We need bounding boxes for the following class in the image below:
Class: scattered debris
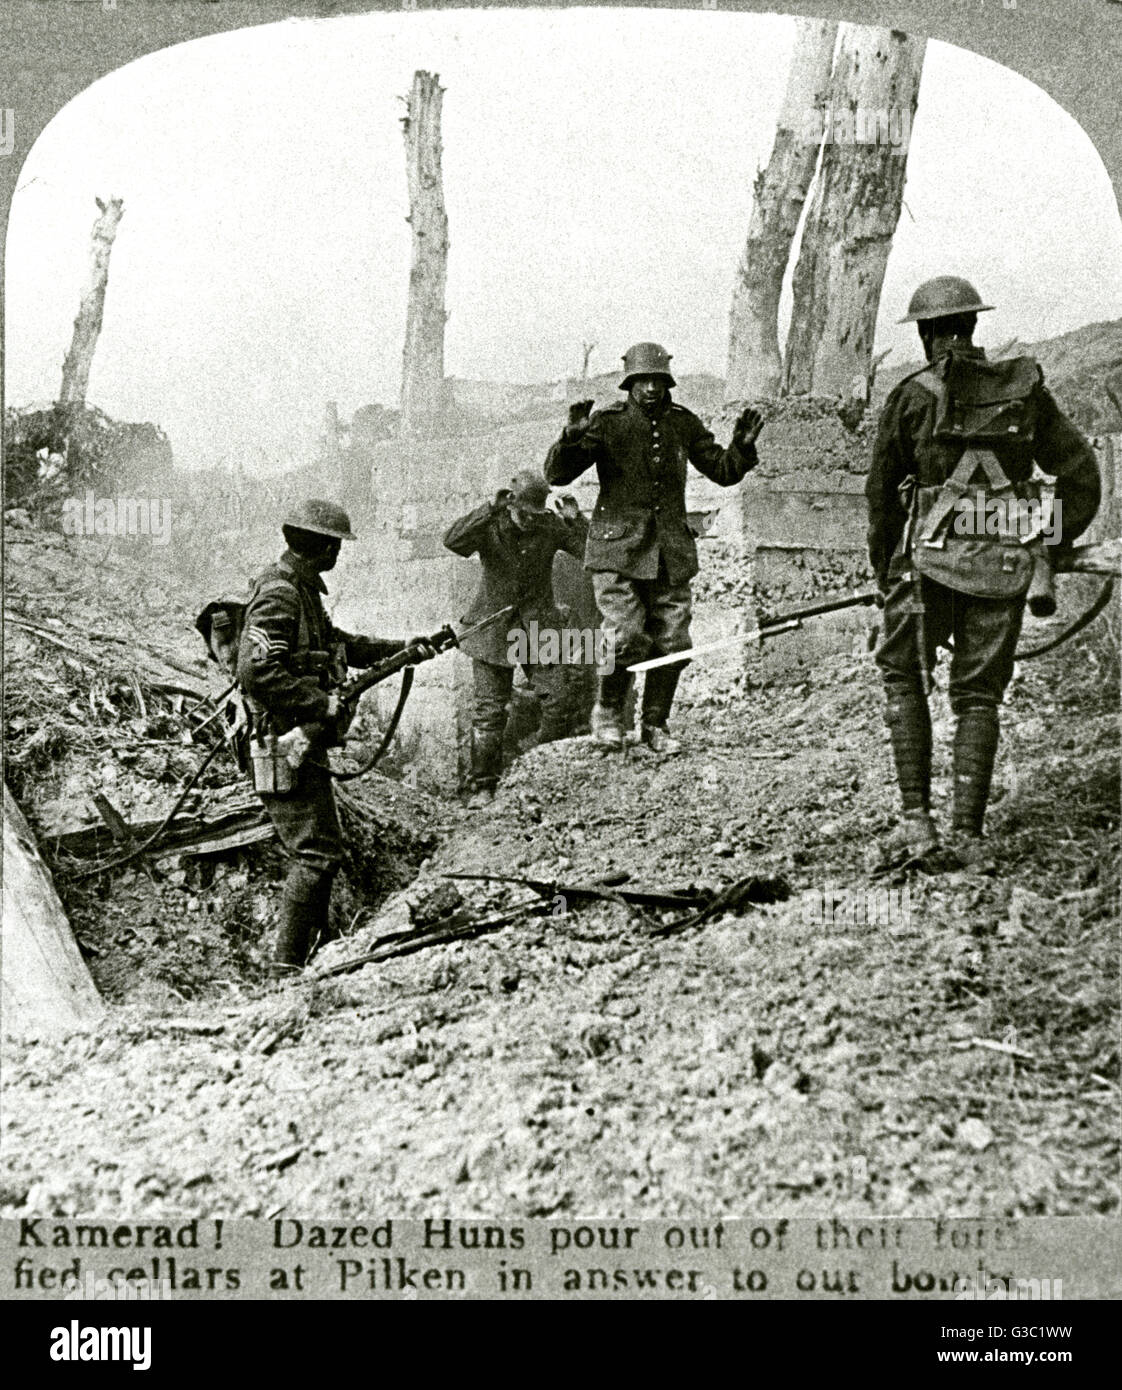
[955,1118,996,1153]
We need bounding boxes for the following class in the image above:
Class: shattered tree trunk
[322,397,361,505]
[58,197,124,407]
[726,18,838,401]
[783,27,925,400]
[400,71,451,437]
[324,400,342,471]
[2,785,105,1038]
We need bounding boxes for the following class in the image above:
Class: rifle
[275,605,514,770]
[442,871,709,912]
[629,589,881,673]
[897,475,931,698]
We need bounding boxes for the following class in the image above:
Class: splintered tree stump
[783,26,926,399]
[59,197,125,409]
[400,71,451,436]
[726,17,839,402]
[2,784,105,1038]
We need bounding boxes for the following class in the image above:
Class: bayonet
[629,590,879,673]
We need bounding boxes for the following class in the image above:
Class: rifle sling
[1015,579,1115,660]
[332,666,415,783]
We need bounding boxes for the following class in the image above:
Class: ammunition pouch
[289,642,347,688]
[249,730,297,794]
[913,533,1034,599]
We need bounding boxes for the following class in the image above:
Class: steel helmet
[619,342,676,390]
[899,277,995,324]
[283,498,357,540]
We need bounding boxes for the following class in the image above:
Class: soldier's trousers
[258,762,346,873]
[470,658,568,790]
[875,574,1026,710]
[876,574,1026,833]
[591,563,693,673]
[259,762,345,963]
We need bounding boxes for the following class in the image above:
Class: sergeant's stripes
[246,625,289,658]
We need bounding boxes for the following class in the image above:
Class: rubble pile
[3,402,172,517]
[3,519,442,1004]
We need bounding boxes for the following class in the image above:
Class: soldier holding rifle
[237,500,438,974]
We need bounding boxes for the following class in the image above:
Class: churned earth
[3,593,1118,1220]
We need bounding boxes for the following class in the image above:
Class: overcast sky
[5,8,1121,471]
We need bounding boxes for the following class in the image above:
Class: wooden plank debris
[2,783,106,1038]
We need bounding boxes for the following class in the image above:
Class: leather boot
[274,863,335,970]
[641,665,682,735]
[591,668,632,748]
[469,728,504,794]
[952,705,1000,838]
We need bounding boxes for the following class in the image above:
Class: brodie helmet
[283,498,357,541]
[899,277,995,324]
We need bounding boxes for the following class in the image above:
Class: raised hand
[551,492,582,522]
[565,399,594,438]
[734,406,765,447]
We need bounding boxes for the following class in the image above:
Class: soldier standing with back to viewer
[237,500,436,974]
[866,277,1100,865]
[544,342,764,752]
[443,470,589,807]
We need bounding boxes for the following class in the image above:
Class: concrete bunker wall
[732,397,879,675]
[331,417,562,790]
[327,406,755,789]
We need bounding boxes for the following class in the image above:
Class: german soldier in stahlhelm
[237,500,437,975]
[443,470,590,805]
[866,277,1100,864]
[544,343,764,751]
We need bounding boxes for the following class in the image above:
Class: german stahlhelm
[619,342,676,390]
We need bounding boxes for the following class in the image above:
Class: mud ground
[3,564,1117,1219]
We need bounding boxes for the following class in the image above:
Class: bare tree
[400,71,451,435]
[58,197,124,407]
[581,342,596,380]
[726,19,837,401]
[783,27,926,399]
[323,401,342,463]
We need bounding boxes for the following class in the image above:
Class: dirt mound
[3,632,1115,1219]
[3,402,172,518]
[3,518,444,1006]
